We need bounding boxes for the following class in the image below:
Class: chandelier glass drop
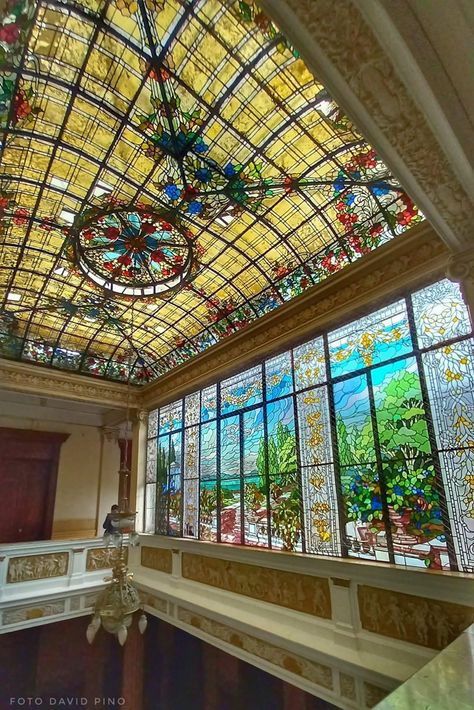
[86,479,147,646]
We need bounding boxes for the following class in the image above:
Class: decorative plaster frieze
[7,552,69,583]
[364,682,389,709]
[181,552,331,619]
[86,547,127,571]
[340,673,357,702]
[177,606,334,690]
[358,585,474,650]
[141,546,172,574]
[2,600,65,626]
[0,358,135,407]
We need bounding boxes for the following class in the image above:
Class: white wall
[0,408,121,540]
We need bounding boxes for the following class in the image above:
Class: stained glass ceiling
[0,0,422,384]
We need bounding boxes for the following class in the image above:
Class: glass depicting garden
[145,279,474,572]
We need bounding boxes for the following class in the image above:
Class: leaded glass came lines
[0,0,423,384]
[145,279,474,572]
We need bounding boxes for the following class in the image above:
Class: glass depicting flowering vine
[293,337,326,390]
[422,340,474,571]
[221,365,263,415]
[296,387,340,555]
[265,351,292,401]
[412,280,471,348]
[329,301,412,378]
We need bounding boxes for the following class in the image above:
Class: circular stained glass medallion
[72,206,195,297]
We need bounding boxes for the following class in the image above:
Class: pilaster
[447,249,474,329]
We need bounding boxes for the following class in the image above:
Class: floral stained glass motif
[411,279,471,348]
[293,337,326,391]
[71,206,196,297]
[185,392,200,427]
[329,300,412,378]
[297,387,340,555]
[159,400,182,434]
[265,351,293,401]
[422,340,474,571]
[0,0,424,384]
[221,366,263,415]
[147,279,474,572]
[201,385,217,422]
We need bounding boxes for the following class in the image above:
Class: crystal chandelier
[86,301,147,646]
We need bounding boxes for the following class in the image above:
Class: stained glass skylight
[0,0,422,383]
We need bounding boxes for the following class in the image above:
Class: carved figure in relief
[361,590,382,632]
[385,596,406,638]
[430,604,454,649]
[7,553,67,583]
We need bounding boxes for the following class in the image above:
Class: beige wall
[0,413,120,540]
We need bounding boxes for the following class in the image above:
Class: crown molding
[0,358,135,408]
[140,223,448,409]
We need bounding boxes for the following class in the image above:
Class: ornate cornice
[141,224,448,409]
[0,358,135,407]
[261,0,474,250]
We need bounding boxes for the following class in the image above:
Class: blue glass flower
[371,496,382,511]
[333,176,345,193]
[370,182,390,197]
[195,167,212,183]
[393,485,404,496]
[194,138,208,154]
[165,184,181,200]
[224,163,236,178]
[188,201,203,214]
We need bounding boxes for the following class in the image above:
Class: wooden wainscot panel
[86,547,128,571]
[358,585,474,650]
[141,546,172,574]
[177,607,334,690]
[7,552,69,583]
[181,553,331,619]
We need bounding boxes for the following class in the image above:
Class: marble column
[131,409,148,532]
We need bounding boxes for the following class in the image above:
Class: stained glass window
[146,279,474,573]
[0,0,423,385]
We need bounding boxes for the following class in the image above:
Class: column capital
[446,248,474,284]
[446,249,474,329]
[136,409,148,424]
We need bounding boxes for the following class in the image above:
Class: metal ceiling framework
[0,0,422,384]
